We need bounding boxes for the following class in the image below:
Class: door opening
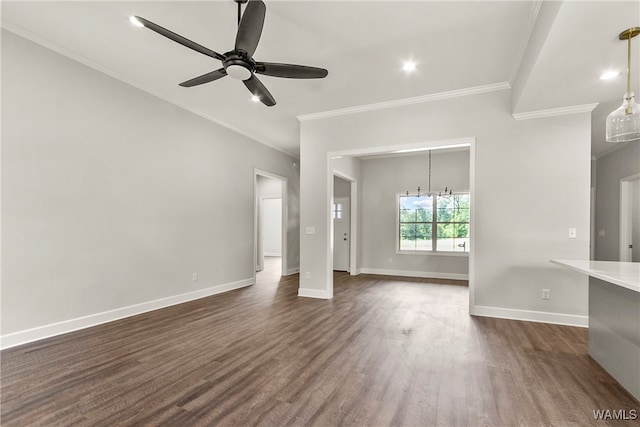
[254,170,287,279]
[620,173,640,262]
[333,197,350,272]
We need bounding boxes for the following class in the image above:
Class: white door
[333,197,350,271]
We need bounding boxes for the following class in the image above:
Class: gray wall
[300,89,591,325]
[333,176,351,198]
[595,142,640,261]
[1,30,300,337]
[360,150,469,277]
[257,175,283,198]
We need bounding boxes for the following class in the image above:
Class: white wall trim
[297,82,511,122]
[298,287,332,299]
[285,267,300,276]
[360,268,468,281]
[512,103,598,121]
[508,0,544,86]
[594,141,631,160]
[0,278,254,350]
[471,304,588,328]
[328,138,473,159]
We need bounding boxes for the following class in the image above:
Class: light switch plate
[568,228,576,239]
[305,226,316,235]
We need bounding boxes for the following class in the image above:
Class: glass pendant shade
[606,92,640,142]
[606,27,640,143]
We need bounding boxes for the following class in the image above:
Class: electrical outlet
[542,289,550,300]
[599,230,605,237]
[305,272,311,279]
[192,273,198,281]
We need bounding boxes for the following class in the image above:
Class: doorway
[620,173,640,262]
[333,196,350,271]
[254,170,287,279]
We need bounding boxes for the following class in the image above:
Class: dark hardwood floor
[1,257,638,426]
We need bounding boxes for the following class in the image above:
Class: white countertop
[550,259,640,293]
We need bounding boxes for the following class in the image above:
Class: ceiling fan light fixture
[225,64,252,80]
[129,16,144,28]
[606,27,640,143]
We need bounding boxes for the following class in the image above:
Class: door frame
[619,173,640,261]
[254,169,288,279]
[325,137,474,304]
[332,171,358,276]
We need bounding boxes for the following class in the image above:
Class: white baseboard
[285,267,300,276]
[471,305,588,328]
[298,287,331,299]
[359,268,468,281]
[0,278,255,350]
[264,252,282,257]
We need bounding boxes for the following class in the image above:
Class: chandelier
[405,151,452,197]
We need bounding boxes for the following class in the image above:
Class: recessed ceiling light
[129,16,144,28]
[251,95,261,103]
[600,70,620,80]
[402,60,417,73]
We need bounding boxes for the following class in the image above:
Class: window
[398,193,469,253]
[332,202,343,220]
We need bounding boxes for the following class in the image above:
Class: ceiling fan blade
[243,75,276,106]
[235,0,266,57]
[134,16,225,61]
[255,62,328,79]
[179,68,227,87]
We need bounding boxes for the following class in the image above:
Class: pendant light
[606,27,640,143]
[405,151,452,197]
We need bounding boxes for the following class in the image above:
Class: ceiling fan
[131,0,328,107]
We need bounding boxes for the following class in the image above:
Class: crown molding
[512,103,599,121]
[297,82,511,122]
[593,140,632,159]
[508,0,543,86]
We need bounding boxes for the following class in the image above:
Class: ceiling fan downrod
[235,0,248,27]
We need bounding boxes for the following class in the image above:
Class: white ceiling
[2,1,639,158]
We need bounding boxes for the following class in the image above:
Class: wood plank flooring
[1,257,638,426]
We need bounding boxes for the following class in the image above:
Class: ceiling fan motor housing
[223,51,255,80]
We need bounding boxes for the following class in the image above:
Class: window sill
[396,250,470,257]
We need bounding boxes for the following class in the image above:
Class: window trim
[396,191,470,257]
